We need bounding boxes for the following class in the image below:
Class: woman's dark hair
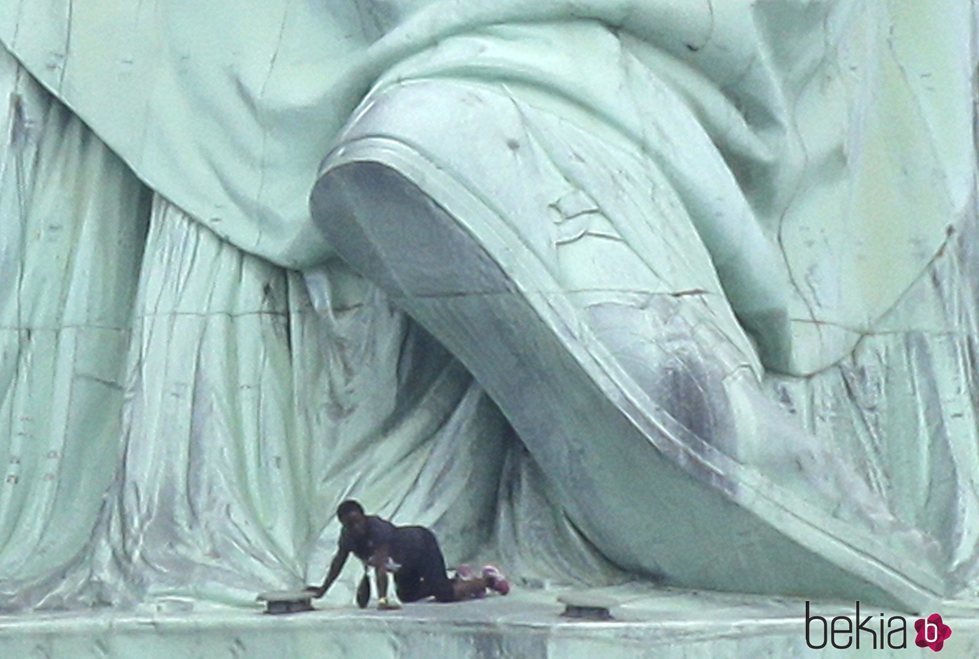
[336,499,364,519]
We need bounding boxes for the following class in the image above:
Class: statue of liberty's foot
[311,79,945,612]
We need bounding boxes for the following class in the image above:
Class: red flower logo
[915,613,952,652]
